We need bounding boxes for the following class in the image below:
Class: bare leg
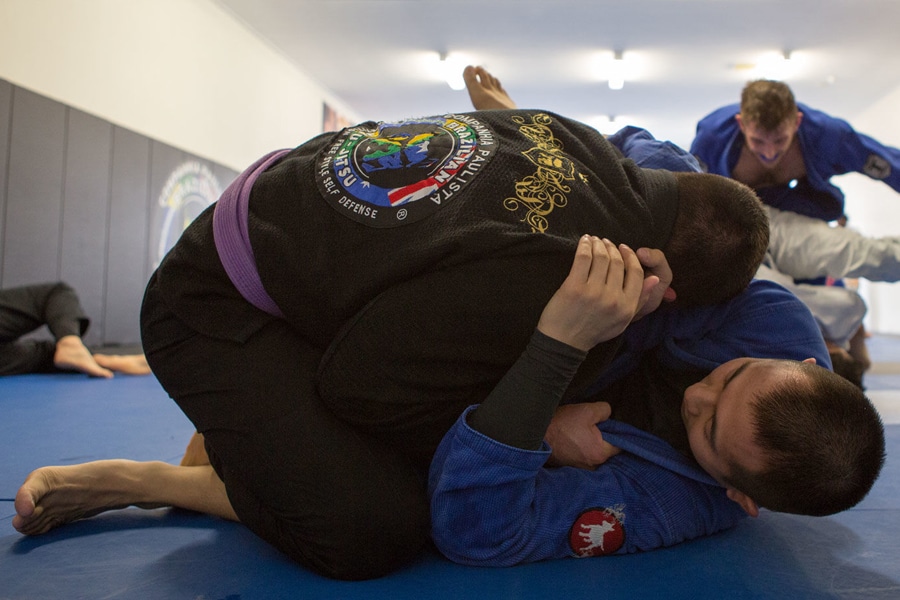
[53,335,113,378]
[464,65,518,110]
[13,459,238,535]
[92,353,152,376]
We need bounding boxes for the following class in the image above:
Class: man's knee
[221,455,430,581]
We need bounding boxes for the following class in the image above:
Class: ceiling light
[608,51,625,90]
[438,52,467,91]
[755,49,796,80]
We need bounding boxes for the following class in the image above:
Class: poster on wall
[153,161,224,268]
[323,102,353,133]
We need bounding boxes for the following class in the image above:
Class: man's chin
[756,155,782,167]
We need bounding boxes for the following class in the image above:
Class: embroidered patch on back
[316,114,497,227]
[569,507,625,557]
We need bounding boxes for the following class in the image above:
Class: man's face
[736,113,802,168]
[682,358,796,486]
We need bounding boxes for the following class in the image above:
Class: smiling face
[681,358,802,488]
[736,113,802,168]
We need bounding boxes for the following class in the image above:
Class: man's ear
[726,488,760,517]
[735,113,745,131]
[802,357,817,365]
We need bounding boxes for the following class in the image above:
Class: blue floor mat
[1,365,898,599]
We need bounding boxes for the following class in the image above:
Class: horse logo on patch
[315,114,497,227]
[569,507,625,557]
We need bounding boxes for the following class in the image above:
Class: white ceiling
[215,0,900,148]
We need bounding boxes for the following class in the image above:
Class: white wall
[0,0,357,171]
[836,84,900,335]
[3,0,899,332]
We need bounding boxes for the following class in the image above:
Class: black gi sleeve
[466,329,595,450]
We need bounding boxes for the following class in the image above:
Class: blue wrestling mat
[2,352,899,599]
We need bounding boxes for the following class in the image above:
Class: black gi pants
[140,273,429,580]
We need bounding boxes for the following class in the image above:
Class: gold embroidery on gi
[504,113,577,233]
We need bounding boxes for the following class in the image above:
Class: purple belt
[213,149,290,318]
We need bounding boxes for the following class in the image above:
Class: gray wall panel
[0,80,13,285]
[3,87,66,285]
[105,126,151,345]
[61,109,113,345]
[147,141,187,281]
[0,80,11,283]
[212,163,238,192]
[0,79,237,347]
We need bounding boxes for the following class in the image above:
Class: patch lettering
[316,115,497,227]
[569,507,625,557]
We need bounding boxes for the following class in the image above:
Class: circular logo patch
[155,161,222,267]
[316,114,497,227]
[569,508,625,557]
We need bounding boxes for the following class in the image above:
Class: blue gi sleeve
[690,103,900,206]
[657,279,832,373]
[428,407,747,567]
[577,279,832,399]
[689,104,742,176]
[798,105,900,193]
[607,126,703,172]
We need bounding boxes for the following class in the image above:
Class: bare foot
[464,65,517,111]
[13,460,166,535]
[93,353,152,376]
[180,432,210,466]
[53,335,113,378]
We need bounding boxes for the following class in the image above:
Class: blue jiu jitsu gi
[690,102,900,221]
[428,279,830,565]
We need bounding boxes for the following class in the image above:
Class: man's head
[682,357,886,517]
[736,79,803,168]
[664,172,769,307]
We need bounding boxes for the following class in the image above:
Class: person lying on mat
[14,239,885,572]
[428,236,885,565]
[0,282,151,378]
[9,71,874,581]
[426,67,881,564]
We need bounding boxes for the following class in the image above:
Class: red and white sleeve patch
[569,507,626,557]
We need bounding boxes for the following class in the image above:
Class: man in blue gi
[690,80,900,381]
[429,236,884,566]
[690,79,900,222]
[426,67,885,566]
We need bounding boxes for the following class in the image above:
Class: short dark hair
[725,361,885,516]
[664,172,769,307]
[740,80,798,131]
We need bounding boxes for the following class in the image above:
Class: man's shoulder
[797,103,849,132]
[696,103,741,129]
[691,104,741,155]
